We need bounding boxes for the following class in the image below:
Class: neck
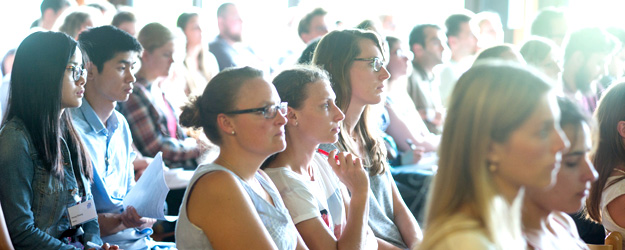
[214,149,263,183]
[344,102,366,138]
[41,18,55,30]
[522,195,552,233]
[493,174,521,204]
[269,131,317,176]
[562,67,577,93]
[219,34,236,45]
[414,59,434,76]
[84,87,115,124]
[187,43,202,57]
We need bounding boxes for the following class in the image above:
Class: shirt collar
[78,99,119,134]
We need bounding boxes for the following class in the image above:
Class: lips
[76,89,84,97]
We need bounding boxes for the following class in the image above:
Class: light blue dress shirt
[71,100,153,249]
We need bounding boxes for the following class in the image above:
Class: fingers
[121,206,143,228]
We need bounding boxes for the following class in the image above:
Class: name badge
[67,200,97,227]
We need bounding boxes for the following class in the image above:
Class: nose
[379,66,391,80]
[125,68,136,83]
[275,109,287,126]
[333,103,345,122]
[77,72,86,87]
[582,157,599,183]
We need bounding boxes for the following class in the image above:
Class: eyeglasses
[353,57,384,72]
[66,65,87,82]
[224,102,288,119]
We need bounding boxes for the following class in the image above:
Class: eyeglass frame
[353,57,384,72]
[223,102,288,119]
[66,65,87,82]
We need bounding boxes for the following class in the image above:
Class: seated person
[117,22,206,169]
[75,25,175,250]
[0,31,115,250]
[523,97,596,249]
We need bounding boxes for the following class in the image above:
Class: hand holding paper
[123,152,170,220]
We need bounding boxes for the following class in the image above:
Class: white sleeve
[265,168,321,224]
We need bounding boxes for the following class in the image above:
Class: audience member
[385,36,438,156]
[407,24,446,134]
[313,29,422,249]
[523,97,596,249]
[418,62,566,250]
[0,31,115,250]
[33,0,73,31]
[600,27,625,88]
[209,3,268,73]
[562,27,617,115]
[531,8,568,47]
[118,22,205,169]
[586,82,625,245]
[175,66,306,249]
[0,49,15,124]
[57,6,102,40]
[473,11,504,51]
[384,36,438,227]
[176,12,219,97]
[298,8,329,45]
[264,66,378,249]
[438,12,478,107]
[298,38,321,65]
[1,49,15,78]
[75,25,173,250]
[520,37,562,82]
[111,10,137,36]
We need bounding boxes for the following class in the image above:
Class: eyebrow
[118,60,136,65]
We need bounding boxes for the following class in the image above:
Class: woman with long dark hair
[0,31,115,249]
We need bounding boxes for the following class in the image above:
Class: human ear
[412,44,424,57]
[287,107,298,126]
[217,113,235,135]
[487,141,503,166]
[86,62,97,81]
[617,121,625,138]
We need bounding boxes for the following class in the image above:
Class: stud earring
[231,131,235,135]
[295,121,299,126]
[489,163,497,172]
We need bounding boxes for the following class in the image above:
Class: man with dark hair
[438,12,477,107]
[73,25,173,249]
[562,27,617,115]
[209,3,267,72]
[531,8,568,47]
[34,0,73,30]
[298,8,329,44]
[407,24,445,134]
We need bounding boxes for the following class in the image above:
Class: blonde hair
[420,61,551,249]
[138,22,174,53]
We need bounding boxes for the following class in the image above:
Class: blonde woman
[418,62,567,250]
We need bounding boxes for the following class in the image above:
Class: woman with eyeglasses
[0,31,117,249]
[263,66,378,249]
[176,66,307,250]
[312,29,422,250]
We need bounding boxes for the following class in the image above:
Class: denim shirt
[0,118,102,249]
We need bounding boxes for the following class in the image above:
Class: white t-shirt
[265,153,347,239]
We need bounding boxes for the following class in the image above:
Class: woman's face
[143,41,174,78]
[184,15,203,47]
[526,122,597,213]
[387,41,409,78]
[291,80,345,145]
[61,47,86,109]
[540,50,562,81]
[348,39,391,107]
[229,77,288,156]
[490,93,568,192]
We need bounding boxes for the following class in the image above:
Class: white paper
[123,152,170,220]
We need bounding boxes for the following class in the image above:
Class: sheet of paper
[123,152,170,220]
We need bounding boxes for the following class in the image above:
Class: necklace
[615,168,625,175]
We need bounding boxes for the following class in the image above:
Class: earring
[489,163,497,172]
[231,131,235,135]
[295,121,299,126]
